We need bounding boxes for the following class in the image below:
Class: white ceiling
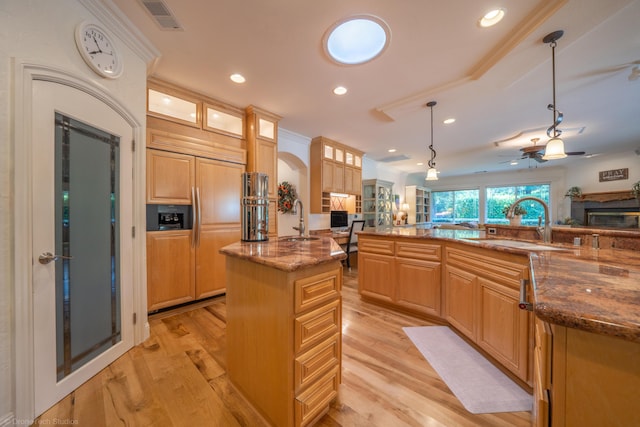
[111,0,640,179]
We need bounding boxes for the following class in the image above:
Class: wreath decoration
[277,181,298,214]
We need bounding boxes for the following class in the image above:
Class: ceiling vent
[139,0,183,31]
[377,154,410,163]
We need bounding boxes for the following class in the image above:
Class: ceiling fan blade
[533,153,547,163]
[566,151,586,156]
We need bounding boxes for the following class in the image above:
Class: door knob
[38,252,74,264]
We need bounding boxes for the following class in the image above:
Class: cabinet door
[333,163,344,193]
[256,139,277,198]
[358,253,394,303]
[196,157,243,225]
[322,160,335,193]
[477,277,530,382]
[344,166,361,195]
[146,231,195,311]
[444,265,477,340]
[146,149,194,204]
[395,258,441,317]
[194,158,243,297]
[195,226,240,299]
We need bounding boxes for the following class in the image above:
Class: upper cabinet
[245,105,281,238]
[310,136,364,214]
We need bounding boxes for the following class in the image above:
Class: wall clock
[74,21,123,79]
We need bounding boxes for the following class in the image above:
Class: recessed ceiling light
[324,15,391,65]
[388,148,397,153]
[230,73,246,83]
[443,118,456,124]
[417,162,424,166]
[333,86,348,95]
[510,160,518,165]
[479,8,505,28]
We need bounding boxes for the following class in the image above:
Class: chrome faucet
[291,199,305,237]
[507,196,551,243]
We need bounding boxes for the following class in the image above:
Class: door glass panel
[54,113,121,380]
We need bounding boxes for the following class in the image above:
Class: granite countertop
[219,235,346,272]
[358,227,640,343]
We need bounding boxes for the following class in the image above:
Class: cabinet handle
[195,187,202,247]
[191,186,197,248]
[519,279,533,311]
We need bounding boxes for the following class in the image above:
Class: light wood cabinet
[358,236,442,318]
[146,230,195,310]
[145,147,244,311]
[445,245,531,384]
[146,149,195,204]
[310,136,363,213]
[226,259,342,427]
[246,105,280,237]
[444,264,477,340]
[533,321,640,427]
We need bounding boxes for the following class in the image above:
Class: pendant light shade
[425,101,439,181]
[542,30,567,160]
[543,137,567,160]
[426,167,438,180]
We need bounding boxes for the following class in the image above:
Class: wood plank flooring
[34,269,532,426]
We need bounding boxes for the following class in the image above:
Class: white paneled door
[31,80,134,416]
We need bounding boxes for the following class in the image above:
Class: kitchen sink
[280,236,320,242]
[464,238,568,251]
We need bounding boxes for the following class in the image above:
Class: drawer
[446,247,528,289]
[358,237,394,256]
[295,334,340,392]
[294,269,341,314]
[295,299,341,354]
[295,365,340,427]
[396,241,441,261]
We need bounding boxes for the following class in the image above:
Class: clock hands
[88,35,113,56]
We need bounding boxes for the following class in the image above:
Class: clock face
[75,22,123,79]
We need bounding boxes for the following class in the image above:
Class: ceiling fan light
[542,137,567,159]
[426,167,438,181]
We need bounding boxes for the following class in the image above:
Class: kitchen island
[220,236,346,427]
[356,227,640,427]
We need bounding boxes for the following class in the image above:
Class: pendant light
[542,30,567,160]
[425,101,438,180]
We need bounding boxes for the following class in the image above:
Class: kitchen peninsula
[220,236,346,427]
[357,227,640,427]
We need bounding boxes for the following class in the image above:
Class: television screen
[330,210,348,228]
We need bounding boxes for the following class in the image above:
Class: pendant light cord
[546,35,564,139]
[427,101,437,168]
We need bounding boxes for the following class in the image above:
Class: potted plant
[502,205,527,226]
[632,181,640,200]
[564,186,582,199]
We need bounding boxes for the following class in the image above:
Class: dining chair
[342,220,365,271]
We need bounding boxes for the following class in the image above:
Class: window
[432,189,479,224]
[486,184,550,225]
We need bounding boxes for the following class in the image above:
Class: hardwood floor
[34,269,532,426]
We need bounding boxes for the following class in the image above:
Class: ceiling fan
[517,138,585,163]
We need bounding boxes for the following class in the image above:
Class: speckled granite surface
[358,227,640,343]
[220,235,346,272]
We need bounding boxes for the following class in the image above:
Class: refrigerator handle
[191,187,197,247]
[196,187,202,247]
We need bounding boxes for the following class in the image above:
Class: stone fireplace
[570,191,640,229]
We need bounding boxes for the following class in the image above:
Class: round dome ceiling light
[333,86,348,95]
[323,15,391,65]
[479,8,506,28]
[230,73,246,83]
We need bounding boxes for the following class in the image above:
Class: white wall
[277,129,311,233]
[0,0,150,423]
[564,150,640,193]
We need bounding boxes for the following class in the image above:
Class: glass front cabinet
[362,179,394,228]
